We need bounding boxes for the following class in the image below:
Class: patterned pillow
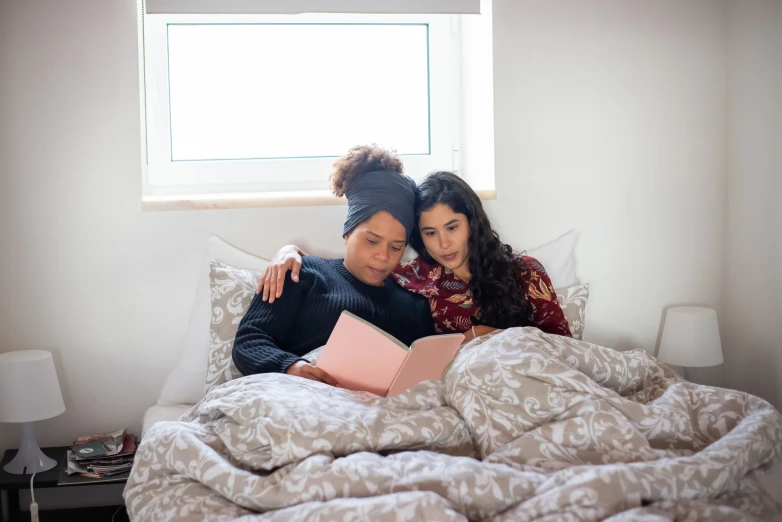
[203,259,589,392]
[205,260,262,394]
[555,283,590,340]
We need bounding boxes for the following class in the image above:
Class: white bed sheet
[141,403,194,439]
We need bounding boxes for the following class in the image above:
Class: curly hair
[410,172,535,330]
[329,144,404,197]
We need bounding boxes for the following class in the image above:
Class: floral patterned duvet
[125,328,782,521]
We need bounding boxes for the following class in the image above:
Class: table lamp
[0,350,66,474]
[657,306,723,381]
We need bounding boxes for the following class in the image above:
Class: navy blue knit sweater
[233,257,435,376]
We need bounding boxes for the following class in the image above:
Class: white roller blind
[145,0,481,15]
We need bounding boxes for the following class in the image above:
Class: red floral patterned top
[392,255,572,337]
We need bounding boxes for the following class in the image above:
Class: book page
[317,312,410,396]
[386,334,464,396]
[340,311,408,350]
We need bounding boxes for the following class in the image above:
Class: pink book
[316,311,464,397]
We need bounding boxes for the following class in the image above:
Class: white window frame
[139,10,461,201]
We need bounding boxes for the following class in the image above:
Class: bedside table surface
[0,446,67,489]
[0,446,129,490]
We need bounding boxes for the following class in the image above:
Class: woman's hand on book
[257,245,305,302]
[285,361,340,387]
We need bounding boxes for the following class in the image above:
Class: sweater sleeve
[392,257,427,291]
[232,269,312,375]
[522,256,572,338]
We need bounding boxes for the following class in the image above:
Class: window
[167,23,432,161]
[138,2,494,208]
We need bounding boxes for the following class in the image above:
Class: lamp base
[3,422,57,474]
[682,366,698,382]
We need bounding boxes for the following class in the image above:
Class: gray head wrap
[342,171,417,240]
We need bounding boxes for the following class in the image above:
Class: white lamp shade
[0,350,66,423]
[657,307,723,368]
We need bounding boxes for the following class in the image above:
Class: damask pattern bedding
[125,328,782,521]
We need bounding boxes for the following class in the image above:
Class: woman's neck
[341,261,385,287]
[452,265,471,283]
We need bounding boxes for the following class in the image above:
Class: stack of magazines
[66,428,137,478]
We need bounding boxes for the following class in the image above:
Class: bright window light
[167,23,431,162]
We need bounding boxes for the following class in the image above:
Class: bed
[140,404,193,439]
[128,327,782,521]
[134,234,781,519]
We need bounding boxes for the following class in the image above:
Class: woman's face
[344,211,407,286]
[418,203,470,273]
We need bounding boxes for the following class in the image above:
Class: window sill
[141,189,497,211]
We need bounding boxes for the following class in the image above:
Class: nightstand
[0,446,128,522]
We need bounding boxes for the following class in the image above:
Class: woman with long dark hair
[259,160,571,343]
[400,171,570,340]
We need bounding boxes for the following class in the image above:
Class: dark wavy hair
[410,172,535,329]
[329,144,404,197]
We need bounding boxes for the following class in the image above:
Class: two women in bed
[232,146,434,385]
[256,145,571,348]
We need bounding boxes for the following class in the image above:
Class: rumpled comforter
[125,328,782,521]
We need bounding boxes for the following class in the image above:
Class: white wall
[722,0,782,410]
[0,0,734,460]
[489,0,728,354]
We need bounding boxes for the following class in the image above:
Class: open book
[317,311,464,396]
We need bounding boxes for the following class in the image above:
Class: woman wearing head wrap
[232,145,434,385]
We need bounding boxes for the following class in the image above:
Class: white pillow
[158,235,270,405]
[526,230,578,289]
